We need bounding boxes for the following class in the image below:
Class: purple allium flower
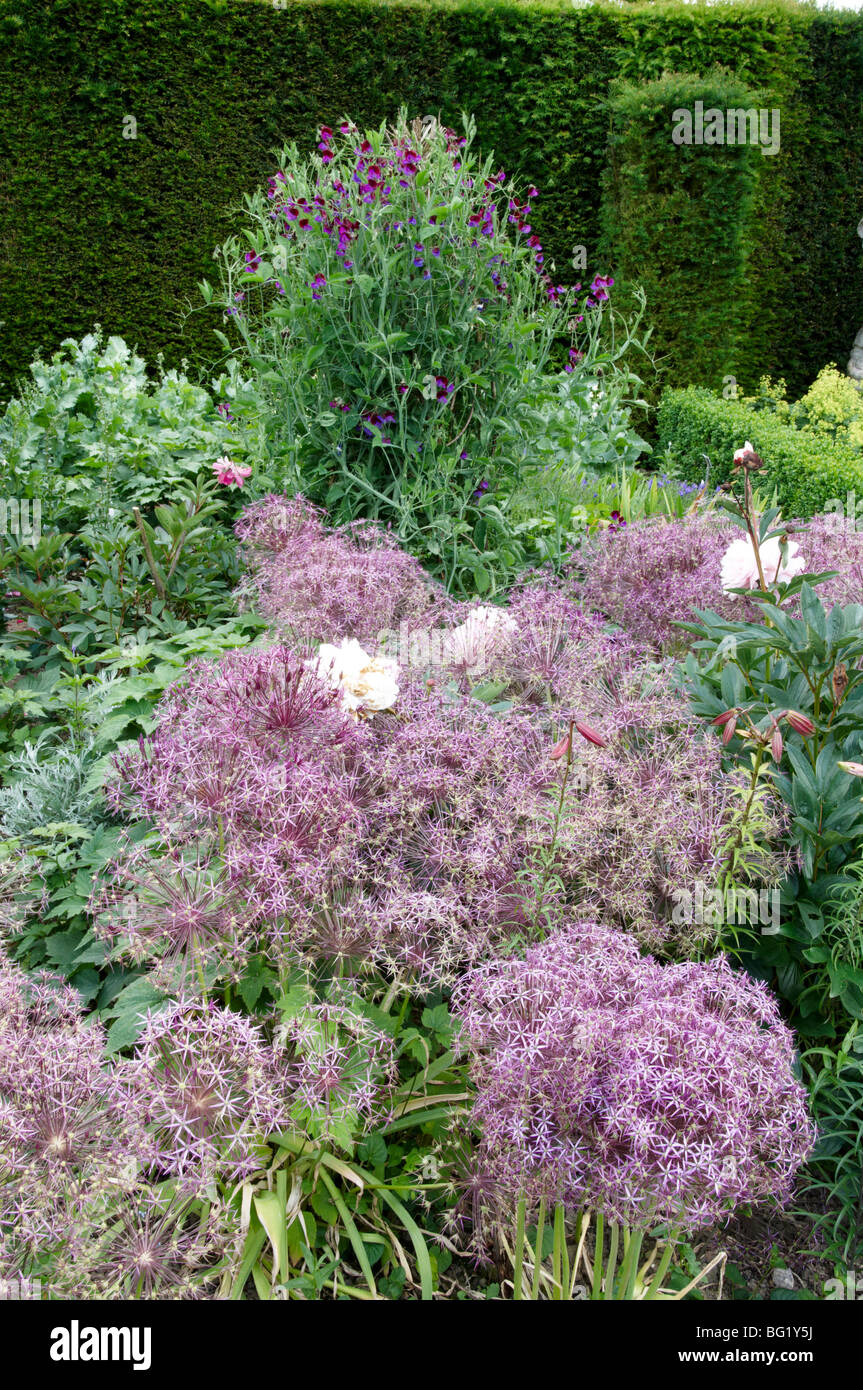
[0,959,148,1265]
[554,668,789,952]
[89,839,262,988]
[575,515,743,654]
[234,493,454,645]
[127,999,294,1190]
[787,512,863,608]
[452,921,814,1233]
[85,1190,235,1300]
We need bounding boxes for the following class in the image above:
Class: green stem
[513,1196,526,1301]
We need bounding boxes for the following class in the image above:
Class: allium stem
[592,1211,604,1300]
[603,1217,618,1299]
[513,1195,527,1301]
[530,1196,547,1300]
[533,719,576,932]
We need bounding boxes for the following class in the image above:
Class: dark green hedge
[657,385,863,518]
[601,70,765,396]
[1,1,862,401]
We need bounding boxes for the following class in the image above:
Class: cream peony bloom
[310,638,400,715]
[721,535,805,595]
[442,604,517,678]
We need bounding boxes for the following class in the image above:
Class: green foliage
[749,365,863,447]
[657,384,863,518]
[683,577,863,1035]
[800,1024,863,1267]
[229,1004,467,1300]
[1,2,862,401]
[0,331,247,528]
[601,69,763,396]
[0,615,267,998]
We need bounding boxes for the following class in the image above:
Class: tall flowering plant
[209,112,605,592]
[681,443,863,1032]
[451,922,813,1299]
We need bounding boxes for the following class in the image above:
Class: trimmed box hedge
[657,385,863,519]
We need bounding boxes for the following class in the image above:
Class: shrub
[601,70,763,396]
[212,112,626,592]
[657,385,863,517]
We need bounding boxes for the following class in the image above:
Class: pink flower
[720,535,805,594]
[213,457,252,487]
[733,439,755,464]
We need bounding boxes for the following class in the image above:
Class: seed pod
[832,663,848,705]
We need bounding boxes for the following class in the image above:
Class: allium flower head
[452,921,814,1233]
[89,839,260,987]
[128,999,294,1190]
[577,515,742,654]
[234,493,453,645]
[0,959,147,1265]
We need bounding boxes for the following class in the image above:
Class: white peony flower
[733,440,755,464]
[443,605,517,678]
[310,638,400,715]
[721,535,805,595]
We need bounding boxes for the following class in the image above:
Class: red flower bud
[575,720,607,749]
[784,710,816,737]
[722,716,738,745]
[712,709,738,728]
[549,732,571,761]
[771,727,783,762]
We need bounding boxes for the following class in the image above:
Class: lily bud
[575,720,607,749]
[832,663,848,705]
[549,732,571,761]
[838,761,863,778]
[712,709,738,728]
[771,727,783,763]
[784,710,816,737]
[722,716,738,745]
